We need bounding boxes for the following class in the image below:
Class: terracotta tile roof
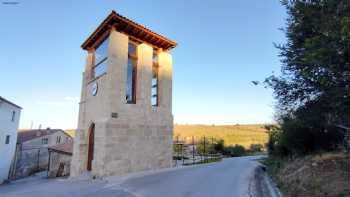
[17,129,66,144]
[49,141,73,155]
[81,10,177,50]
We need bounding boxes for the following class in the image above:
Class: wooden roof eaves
[81,11,177,50]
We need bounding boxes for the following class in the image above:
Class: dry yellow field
[174,124,268,148]
[65,124,268,148]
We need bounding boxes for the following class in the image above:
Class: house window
[126,41,138,104]
[5,135,10,144]
[92,37,109,78]
[56,136,61,144]
[42,138,48,145]
[11,111,15,122]
[152,49,159,106]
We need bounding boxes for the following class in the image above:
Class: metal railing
[173,136,223,166]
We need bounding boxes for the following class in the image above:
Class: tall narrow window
[42,138,48,145]
[126,41,138,104]
[152,49,159,106]
[5,135,10,144]
[11,111,15,122]
[56,136,61,144]
[92,37,109,79]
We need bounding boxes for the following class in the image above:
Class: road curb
[250,164,283,197]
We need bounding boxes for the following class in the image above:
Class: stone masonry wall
[70,29,173,178]
[48,151,71,178]
[12,148,48,179]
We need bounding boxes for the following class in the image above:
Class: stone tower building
[70,11,177,178]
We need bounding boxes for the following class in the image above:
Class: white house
[17,128,73,149]
[0,96,21,184]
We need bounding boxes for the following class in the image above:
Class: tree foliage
[266,0,350,156]
[249,144,264,153]
[213,139,225,153]
[223,145,246,157]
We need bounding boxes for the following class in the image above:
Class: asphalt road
[0,156,270,197]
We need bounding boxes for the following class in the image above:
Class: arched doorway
[87,123,95,171]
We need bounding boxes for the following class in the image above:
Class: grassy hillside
[174,124,268,148]
[65,124,268,148]
[64,129,76,138]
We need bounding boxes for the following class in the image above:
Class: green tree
[266,0,350,123]
[213,139,225,153]
[265,0,349,156]
[224,145,246,157]
[249,144,263,153]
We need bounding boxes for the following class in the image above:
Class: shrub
[265,124,289,157]
[213,139,225,153]
[196,138,215,155]
[265,105,344,158]
[224,145,246,157]
[249,143,263,153]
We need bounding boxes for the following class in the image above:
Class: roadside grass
[183,157,222,166]
[247,151,267,156]
[261,151,350,197]
[259,156,286,190]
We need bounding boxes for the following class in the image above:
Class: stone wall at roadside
[12,148,49,179]
[48,151,71,178]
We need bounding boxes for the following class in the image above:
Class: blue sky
[0,0,286,129]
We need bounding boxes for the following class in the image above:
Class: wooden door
[87,123,95,171]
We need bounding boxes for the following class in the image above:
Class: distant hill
[174,124,268,148]
[65,124,268,148]
[64,129,76,138]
